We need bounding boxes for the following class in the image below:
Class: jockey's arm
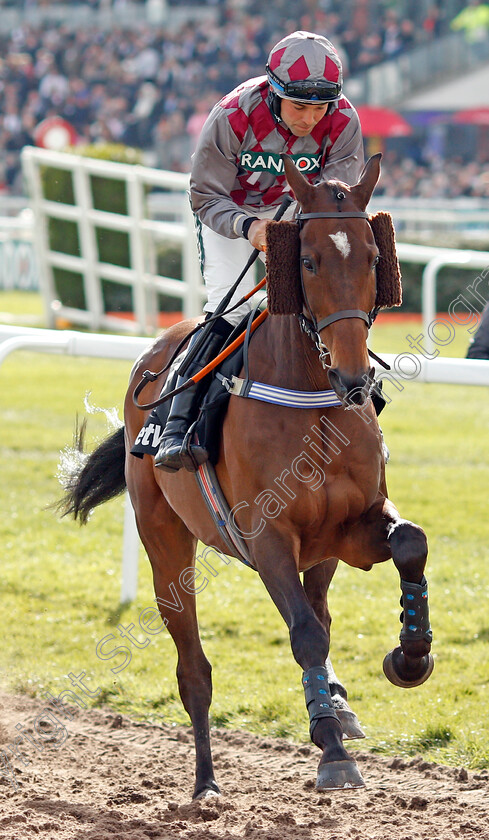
[190,106,255,240]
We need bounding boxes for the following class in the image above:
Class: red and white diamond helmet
[266,30,343,104]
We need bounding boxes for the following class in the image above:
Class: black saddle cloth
[130,343,244,463]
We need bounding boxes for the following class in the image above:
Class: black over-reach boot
[154,318,233,473]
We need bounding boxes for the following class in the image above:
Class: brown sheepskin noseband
[265,220,302,315]
[265,212,402,315]
[368,211,402,308]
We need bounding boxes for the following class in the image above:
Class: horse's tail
[56,419,127,525]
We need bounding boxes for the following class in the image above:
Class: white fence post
[395,243,489,354]
[121,494,140,604]
[21,147,58,328]
[126,168,150,332]
[72,157,104,330]
[421,252,480,355]
[182,193,205,318]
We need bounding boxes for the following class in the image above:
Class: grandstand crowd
[0,0,488,198]
[374,154,489,199]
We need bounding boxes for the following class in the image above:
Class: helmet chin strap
[268,88,283,122]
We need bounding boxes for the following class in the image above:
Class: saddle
[130,337,245,464]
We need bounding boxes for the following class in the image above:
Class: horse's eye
[372,255,380,268]
[301,257,315,273]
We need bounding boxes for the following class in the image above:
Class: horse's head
[266,154,401,407]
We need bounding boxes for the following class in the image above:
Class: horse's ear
[369,211,402,308]
[350,153,382,211]
[282,154,316,206]
[265,220,302,314]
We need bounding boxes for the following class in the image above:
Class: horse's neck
[252,315,330,390]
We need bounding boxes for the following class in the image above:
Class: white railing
[0,209,37,292]
[0,324,149,366]
[21,146,204,335]
[0,324,150,604]
[368,197,489,247]
[14,148,489,345]
[395,243,489,354]
[346,31,489,107]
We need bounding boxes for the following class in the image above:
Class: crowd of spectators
[0,0,485,198]
[376,153,489,200]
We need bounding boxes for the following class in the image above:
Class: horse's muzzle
[328,366,375,407]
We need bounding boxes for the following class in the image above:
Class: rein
[295,208,389,371]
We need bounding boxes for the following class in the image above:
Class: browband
[295,211,369,221]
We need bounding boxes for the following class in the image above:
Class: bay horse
[59,154,433,797]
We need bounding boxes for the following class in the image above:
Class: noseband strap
[316,309,371,332]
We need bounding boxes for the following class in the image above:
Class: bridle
[295,207,382,369]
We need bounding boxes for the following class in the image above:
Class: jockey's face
[279,99,329,136]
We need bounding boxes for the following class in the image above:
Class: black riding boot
[154,318,233,473]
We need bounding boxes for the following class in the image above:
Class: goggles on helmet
[266,65,341,103]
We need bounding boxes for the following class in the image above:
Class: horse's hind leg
[303,560,365,740]
[129,469,218,799]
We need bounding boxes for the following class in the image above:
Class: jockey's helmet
[266,31,343,105]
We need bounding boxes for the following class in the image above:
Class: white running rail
[0,325,150,603]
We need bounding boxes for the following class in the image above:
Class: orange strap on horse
[192,307,268,384]
[133,307,269,410]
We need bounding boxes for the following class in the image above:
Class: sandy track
[1,691,488,840]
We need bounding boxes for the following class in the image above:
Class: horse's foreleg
[338,499,434,689]
[304,560,365,740]
[252,533,365,790]
[129,468,219,800]
[383,516,434,688]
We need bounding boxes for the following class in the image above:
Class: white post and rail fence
[20,146,205,334]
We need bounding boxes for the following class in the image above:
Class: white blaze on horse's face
[329,231,351,258]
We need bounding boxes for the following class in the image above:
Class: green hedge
[398,261,486,313]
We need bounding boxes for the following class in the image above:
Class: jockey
[466,301,489,360]
[155,30,366,472]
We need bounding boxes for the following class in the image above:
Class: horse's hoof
[316,759,365,791]
[383,646,434,688]
[335,708,366,740]
[193,783,221,800]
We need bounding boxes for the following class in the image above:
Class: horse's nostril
[348,388,367,406]
[329,368,372,406]
[328,368,347,398]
